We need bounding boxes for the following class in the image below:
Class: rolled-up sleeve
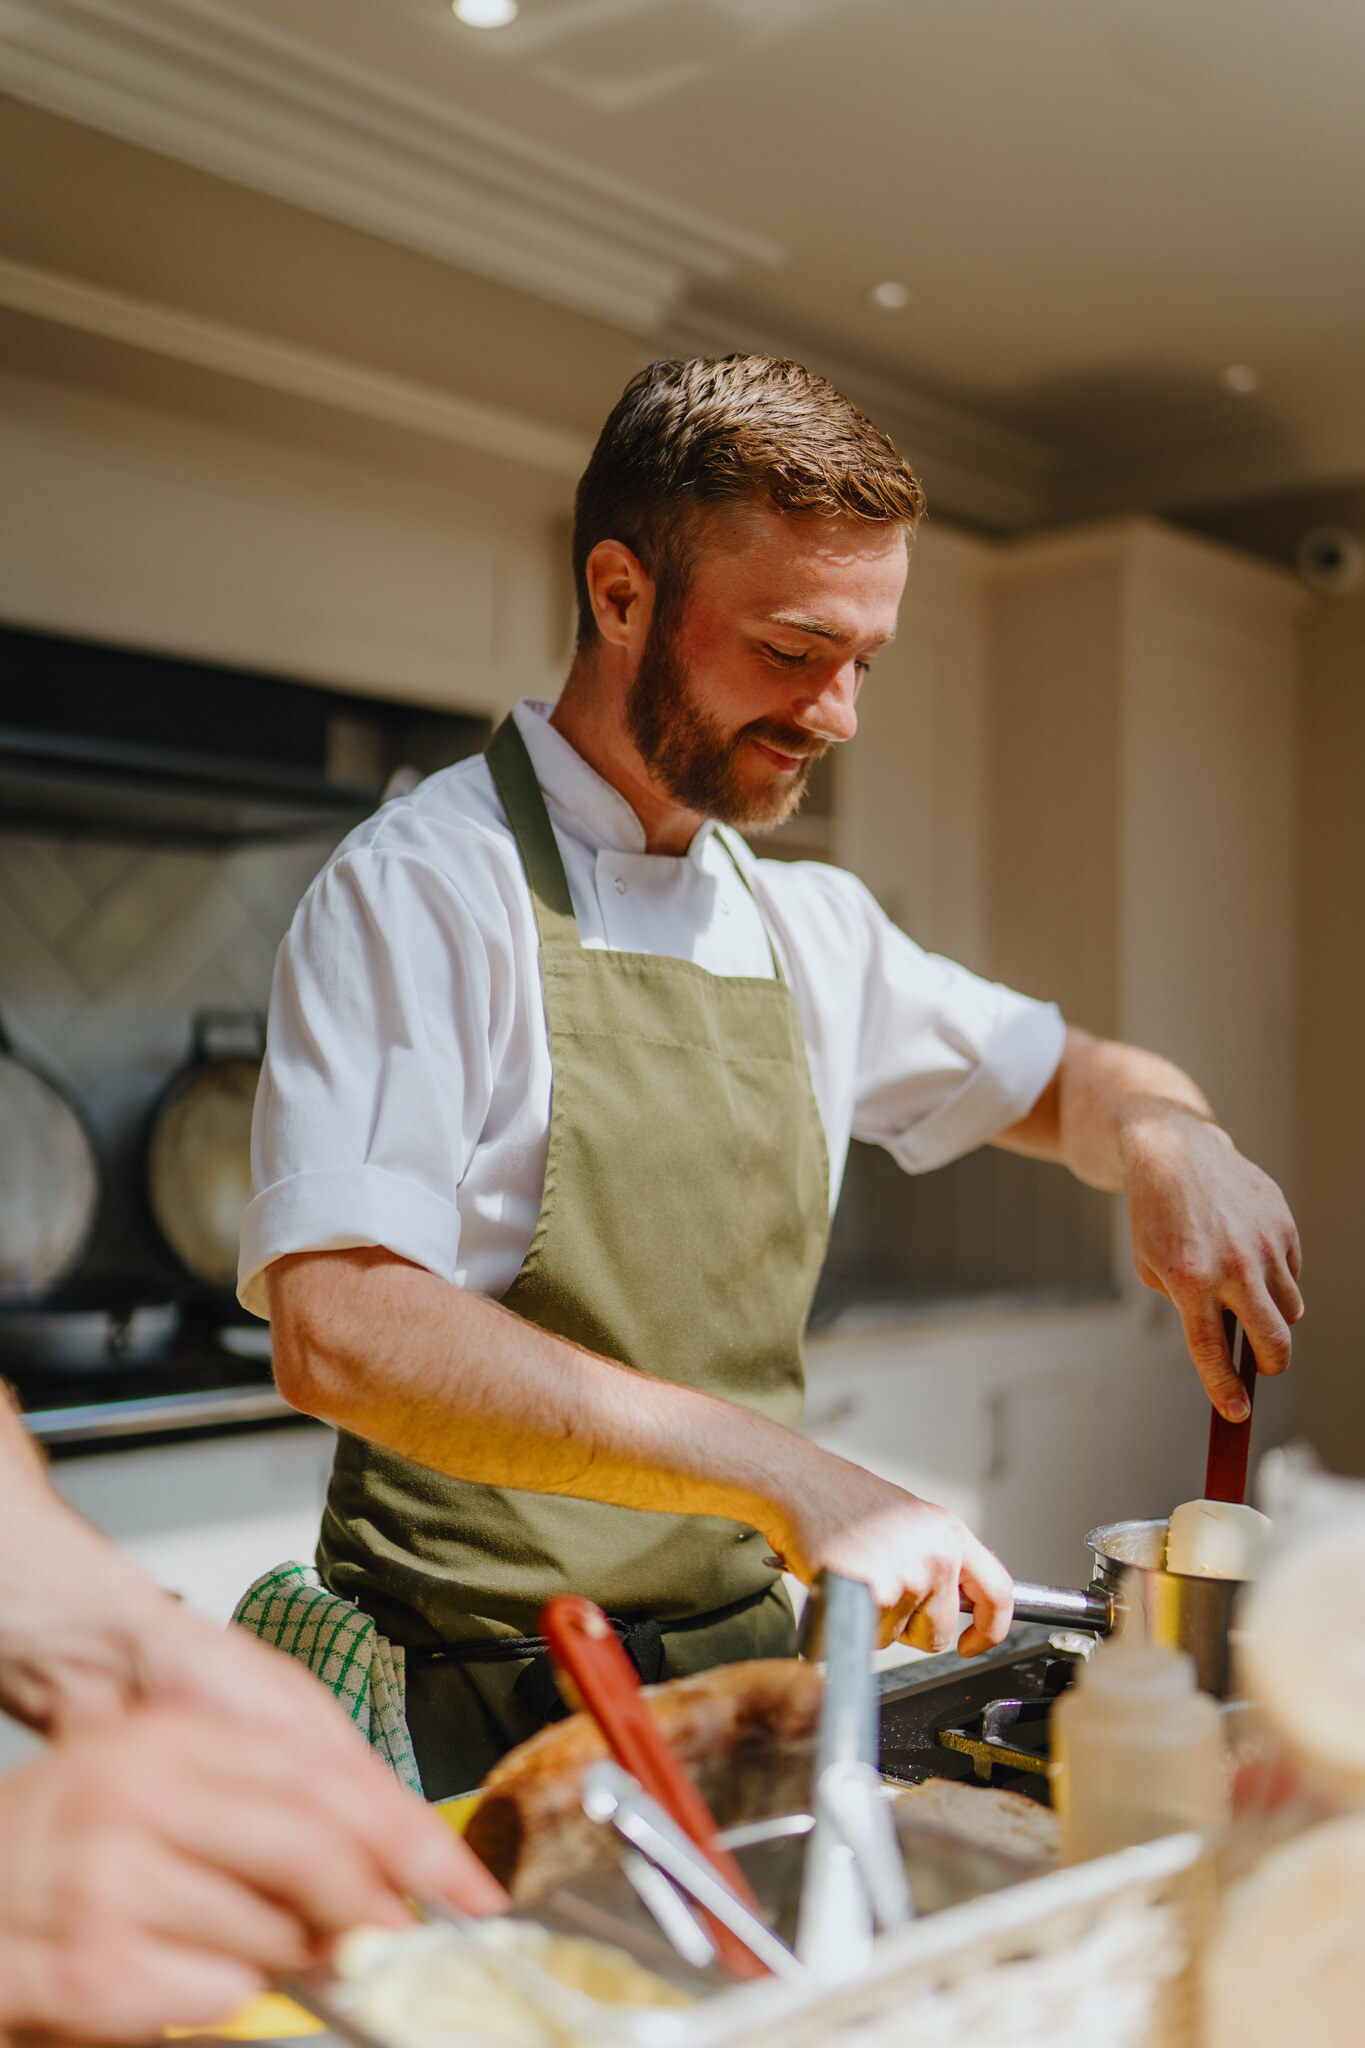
[852,912,1065,1171]
[237,850,492,1318]
[753,859,1064,1188]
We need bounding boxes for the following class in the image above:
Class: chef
[240,355,1302,1798]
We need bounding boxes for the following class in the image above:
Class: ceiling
[5,0,1364,527]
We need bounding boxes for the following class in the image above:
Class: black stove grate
[878,1647,1081,1807]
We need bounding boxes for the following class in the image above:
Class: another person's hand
[767,1453,1014,1657]
[0,1400,502,1929]
[1123,1107,1303,1420]
[0,1705,498,2045]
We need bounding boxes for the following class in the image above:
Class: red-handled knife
[1204,1309,1258,1504]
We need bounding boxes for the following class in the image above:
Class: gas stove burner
[937,1696,1052,1783]
[879,1646,1081,1808]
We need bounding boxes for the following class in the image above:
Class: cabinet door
[976,1370,1115,1587]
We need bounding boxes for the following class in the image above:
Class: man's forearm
[995,1026,1219,1189]
[269,1249,1019,1650]
[270,1247,822,1556]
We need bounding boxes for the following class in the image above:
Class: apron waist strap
[404,1583,774,1728]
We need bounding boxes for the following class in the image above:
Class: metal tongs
[582,1760,812,1986]
[543,1594,787,1981]
[795,1572,914,1983]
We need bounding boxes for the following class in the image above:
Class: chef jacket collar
[513,699,717,866]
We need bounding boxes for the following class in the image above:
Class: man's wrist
[1117,1096,1228,1184]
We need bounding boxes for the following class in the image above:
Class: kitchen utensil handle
[1204,1310,1257,1503]
[582,1762,811,1988]
[964,1581,1114,1632]
[540,1596,765,1979]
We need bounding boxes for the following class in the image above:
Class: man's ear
[584,539,653,650]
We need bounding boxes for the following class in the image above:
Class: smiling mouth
[750,738,814,774]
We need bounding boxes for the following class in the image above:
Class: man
[244,356,1302,1798]
[0,1397,503,2042]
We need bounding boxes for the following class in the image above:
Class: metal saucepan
[952,1526,1243,1698]
[146,1010,264,1292]
[0,1017,99,1305]
[1086,1518,1242,1699]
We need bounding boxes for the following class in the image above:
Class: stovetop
[878,1632,1084,1807]
[2,1303,294,1453]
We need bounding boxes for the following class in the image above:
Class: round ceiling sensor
[1222,364,1260,396]
[867,281,910,312]
[1297,527,1365,599]
[453,0,518,25]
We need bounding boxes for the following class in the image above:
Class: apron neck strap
[486,717,581,951]
[714,827,786,983]
[486,716,786,982]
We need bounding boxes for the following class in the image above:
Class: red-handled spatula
[540,1595,768,1979]
[1204,1309,1258,1504]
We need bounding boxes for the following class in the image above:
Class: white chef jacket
[238,699,1064,1319]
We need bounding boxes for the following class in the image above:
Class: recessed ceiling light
[1222,363,1260,396]
[867,280,910,312]
[453,0,518,26]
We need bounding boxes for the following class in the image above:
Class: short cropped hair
[572,355,926,648]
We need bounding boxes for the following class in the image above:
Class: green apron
[319,717,829,1795]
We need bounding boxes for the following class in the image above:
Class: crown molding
[0,0,783,334]
[0,255,595,476]
[663,304,1057,533]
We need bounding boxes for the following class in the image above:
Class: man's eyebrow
[766,612,896,647]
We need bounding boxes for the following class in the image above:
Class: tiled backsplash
[0,829,340,1290]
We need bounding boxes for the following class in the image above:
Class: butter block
[1165,1498,1271,1581]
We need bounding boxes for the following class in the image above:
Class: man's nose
[800,660,861,743]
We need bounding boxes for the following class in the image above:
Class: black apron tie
[511,1616,668,1726]
[403,1585,773,1736]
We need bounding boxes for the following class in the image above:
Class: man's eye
[764,645,806,667]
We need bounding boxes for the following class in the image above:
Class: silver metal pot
[0,1019,99,1304]
[1086,1519,1243,1699]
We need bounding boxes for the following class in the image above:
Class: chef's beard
[625,616,826,831]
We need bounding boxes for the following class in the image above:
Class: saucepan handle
[959,1581,1114,1633]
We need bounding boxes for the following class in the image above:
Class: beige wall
[837,523,994,974]
[987,522,1303,1170]
[1297,589,1365,1470]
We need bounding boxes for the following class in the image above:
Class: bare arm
[269,1249,1013,1656]
[995,1027,1303,1418]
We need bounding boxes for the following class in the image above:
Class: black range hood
[0,626,489,848]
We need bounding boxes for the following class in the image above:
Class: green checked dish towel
[232,1562,422,1794]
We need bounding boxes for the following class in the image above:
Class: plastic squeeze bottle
[1051,1639,1225,1864]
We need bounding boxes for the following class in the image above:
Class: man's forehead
[697,498,905,581]
[689,501,906,637]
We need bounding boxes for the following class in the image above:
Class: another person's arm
[995,1026,1303,1418]
[0,1397,506,1918]
[269,1248,1012,1657]
[0,1705,479,2044]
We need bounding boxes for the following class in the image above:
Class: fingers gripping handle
[1204,1310,1258,1504]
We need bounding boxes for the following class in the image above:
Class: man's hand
[0,1706,497,2045]
[767,1452,1015,1658]
[998,1028,1304,1422]
[1123,1106,1302,1421]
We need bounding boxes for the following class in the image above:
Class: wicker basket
[675,1830,1207,2048]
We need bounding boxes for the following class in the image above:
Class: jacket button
[614,876,628,894]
